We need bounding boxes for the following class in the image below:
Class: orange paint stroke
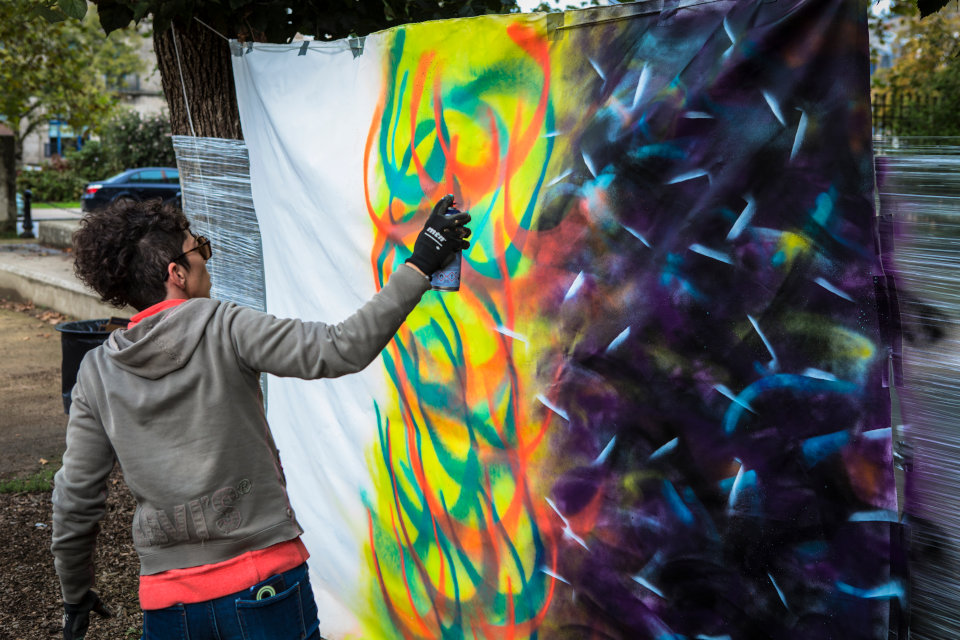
[409,52,441,200]
[367,508,419,640]
[431,75,502,202]
[390,507,437,638]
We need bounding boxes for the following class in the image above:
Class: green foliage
[58,0,88,20]
[0,1,144,164]
[0,464,58,494]
[17,165,87,202]
[80,0,943,38]
[85,0,519,40]
[34,201,82,208]
[15,110,175,201]
[98,110,176,172]
[533,0,604,11]
[29,0,88,21]
[65,139,111,181]
[872,2,960,135]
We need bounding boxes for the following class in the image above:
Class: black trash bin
[55,319,116,414]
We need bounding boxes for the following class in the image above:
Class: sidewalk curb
[38,220,80,250]
[0,255,132,320]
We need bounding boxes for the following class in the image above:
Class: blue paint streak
[662,480,695,526]
[849,510,899,523]
[837,579,906,603]
[723,375,859,435]
[727,468,757,507]
[649,437,678,461]
[801,430,849,467]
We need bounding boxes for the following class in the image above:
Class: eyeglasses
[173,233,212,262]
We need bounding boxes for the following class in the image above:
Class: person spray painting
[51,195,469,640]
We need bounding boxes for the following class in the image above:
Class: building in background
[20,31,165,167]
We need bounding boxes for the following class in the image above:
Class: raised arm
[226,195,471,379]
[226,264,430,379]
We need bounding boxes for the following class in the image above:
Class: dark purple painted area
[534,0,900,637]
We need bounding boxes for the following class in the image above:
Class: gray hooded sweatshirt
[51,265,429,603]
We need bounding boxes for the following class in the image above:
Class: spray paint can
[430,206,462,292]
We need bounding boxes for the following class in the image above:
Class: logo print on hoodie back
[133,481,251,546]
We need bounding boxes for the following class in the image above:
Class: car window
[162,169,180,184]
[124,172,141,183]
[105,171,129,184]
[137,170,166,183]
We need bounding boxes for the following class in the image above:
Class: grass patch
[34,201,81,209]
[0,463,59,494]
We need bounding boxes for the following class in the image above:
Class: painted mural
[234,0,899,637]
[361,2,896,638]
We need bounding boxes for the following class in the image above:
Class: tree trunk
[0,132,16,234]
[154,19,243,139]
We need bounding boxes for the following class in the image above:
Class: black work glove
[63,590,113,640]
[405,194,472,276]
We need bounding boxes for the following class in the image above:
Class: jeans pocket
[236,582,306,640]
[142,604,187,640]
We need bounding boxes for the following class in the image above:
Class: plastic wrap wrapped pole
[171,136,266,312]
[875,137,960,640]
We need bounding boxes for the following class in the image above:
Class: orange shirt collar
[127,299,188,329]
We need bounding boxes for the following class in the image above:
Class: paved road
[0,304,68,480]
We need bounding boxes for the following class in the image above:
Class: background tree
[36,0,946,143]
[35,0,520,140]
[15,110,176,202]
[0,1,142,165]
[97,110,176,172]
[871,0,960,135]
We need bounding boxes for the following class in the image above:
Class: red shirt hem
[139,538,310,610]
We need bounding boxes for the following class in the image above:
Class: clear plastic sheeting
[171,136,265,312]
[876,137,960,640]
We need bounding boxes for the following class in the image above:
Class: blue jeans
[141,563,322,640]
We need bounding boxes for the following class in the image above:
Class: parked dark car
[81,167,182,212]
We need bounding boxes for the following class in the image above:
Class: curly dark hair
[73,198,193,311]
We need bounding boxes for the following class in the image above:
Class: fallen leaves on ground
[0,467,142,638]
[0,299,70,326]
